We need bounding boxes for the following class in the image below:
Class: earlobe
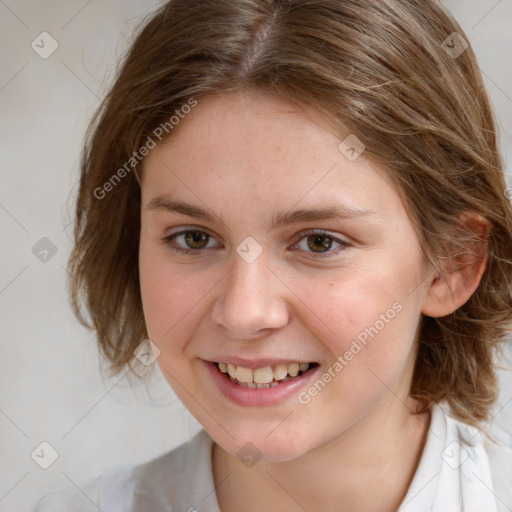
[421,212,490,318]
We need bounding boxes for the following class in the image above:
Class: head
[68,0,512,458]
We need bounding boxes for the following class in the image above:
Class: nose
[211,250,290,339]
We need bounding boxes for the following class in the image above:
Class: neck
[212,396,431,512]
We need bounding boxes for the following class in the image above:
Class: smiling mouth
[215,361,319,388]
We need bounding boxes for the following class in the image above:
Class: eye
[162,228,350,259]
[162,229,219,255]
[291,229,350,259]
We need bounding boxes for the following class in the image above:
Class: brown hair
[68,0,512,428]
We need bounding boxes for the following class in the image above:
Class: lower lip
[204,360,320,407]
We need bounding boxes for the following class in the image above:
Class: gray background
[1,1,511,510]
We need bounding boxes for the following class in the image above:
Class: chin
[214,426,313,464]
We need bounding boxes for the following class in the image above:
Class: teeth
[288,363,299,377]
[237,380,280,389]
[254,366,274,384]
[242,381,256,388]
[216,361,313,385]
[273,364,288,380]
[235,366,253,383]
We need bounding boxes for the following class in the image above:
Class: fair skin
[138,90,489,512]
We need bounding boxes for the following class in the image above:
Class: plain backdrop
[1,1,511,510]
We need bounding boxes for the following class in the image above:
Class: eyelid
[162,226,351,258]
[162,226,221,252]
[290,228,350,257]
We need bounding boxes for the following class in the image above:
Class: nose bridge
[212,246,289,337]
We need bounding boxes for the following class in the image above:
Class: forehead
[152,91,336,165]
[140,91,404,225]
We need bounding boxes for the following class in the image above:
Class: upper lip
[206,356,317,369]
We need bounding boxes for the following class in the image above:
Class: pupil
[186,231,208,248]
[308,234,331,252]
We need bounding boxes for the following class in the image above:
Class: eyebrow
[146,195,379,231]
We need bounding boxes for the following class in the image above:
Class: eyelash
[161,228,350,260]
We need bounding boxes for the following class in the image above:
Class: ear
[421,211,491,318]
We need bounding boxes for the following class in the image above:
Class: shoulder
[29,429,217,512]
[401,402,511,512]
[484,434,512,512]
[448,401,512,512]
[29,472,104,512]
[442,403,512,512]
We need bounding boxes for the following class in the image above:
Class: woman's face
[139,90,433,461]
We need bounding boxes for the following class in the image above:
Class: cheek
[288,263,417,381]
[139,240,216,345]
[290,269,396,344]
[139,238,184,340]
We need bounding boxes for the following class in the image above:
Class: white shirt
[30,402,512,511]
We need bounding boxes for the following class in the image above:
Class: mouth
[215,361,320,389]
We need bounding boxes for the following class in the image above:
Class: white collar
[398,402,499,511]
